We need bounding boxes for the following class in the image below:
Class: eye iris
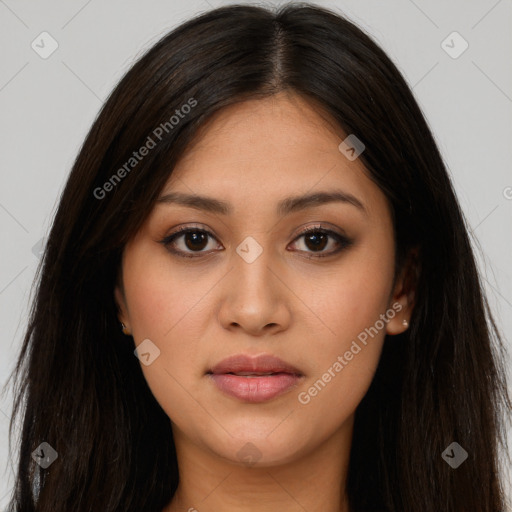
[185,232,208,251]
[305,232,328,251]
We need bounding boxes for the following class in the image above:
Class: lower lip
[209,373,302,403]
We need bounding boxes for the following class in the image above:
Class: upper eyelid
[164,223,344,241]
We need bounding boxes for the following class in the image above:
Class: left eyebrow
[156,189,367,216]
[276,190,367,217]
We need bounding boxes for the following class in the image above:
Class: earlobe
[385,301,411,335]
[385,247,419,336]
[385,312,410,335]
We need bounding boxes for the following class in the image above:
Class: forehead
[162,91,388,220]
[176,91,343,167]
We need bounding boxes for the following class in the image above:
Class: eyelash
[159,224,353,260]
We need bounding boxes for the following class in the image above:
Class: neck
[164,417,354,512]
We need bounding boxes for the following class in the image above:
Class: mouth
[206,354,304,403]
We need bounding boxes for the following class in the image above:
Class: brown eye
[289,226,353,258]
[182,231,209,251]
[160,228,221,258]
[303,232,329,252]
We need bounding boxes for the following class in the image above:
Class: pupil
[185,232,208,251]
[306,233,327,251]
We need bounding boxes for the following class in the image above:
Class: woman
[4,3,511,511]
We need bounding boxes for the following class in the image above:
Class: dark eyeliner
[292,225,353,258]
[159,224,353,259]
[159,226,216,259]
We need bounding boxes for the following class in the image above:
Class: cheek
[127,280,211,386]
[123,260,210,428]
[305,245,395,350]
[124,245,207,343]
[121,245,199,368]
[296,240,395,409]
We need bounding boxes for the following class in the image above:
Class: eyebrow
[156,189,367,216]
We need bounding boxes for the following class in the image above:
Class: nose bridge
[218,233,288,333]
[231,234,276,299]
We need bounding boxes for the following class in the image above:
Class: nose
[217,244,291,337]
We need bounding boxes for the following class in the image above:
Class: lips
[207,354,303,403]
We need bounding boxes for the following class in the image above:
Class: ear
[385,247,419,335]
[114,280,130,331]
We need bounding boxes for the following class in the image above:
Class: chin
[202,423,310,468]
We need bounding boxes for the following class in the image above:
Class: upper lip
[208,354,303,376]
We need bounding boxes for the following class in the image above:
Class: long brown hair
[4,3,511,511]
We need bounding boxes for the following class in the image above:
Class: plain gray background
[1,0,511,508]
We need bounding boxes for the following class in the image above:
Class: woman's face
[115,91,411,467]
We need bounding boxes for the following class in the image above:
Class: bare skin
[115,90,414,512]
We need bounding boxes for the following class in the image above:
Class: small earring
[402,319,409,327]
[120,322,131,335]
